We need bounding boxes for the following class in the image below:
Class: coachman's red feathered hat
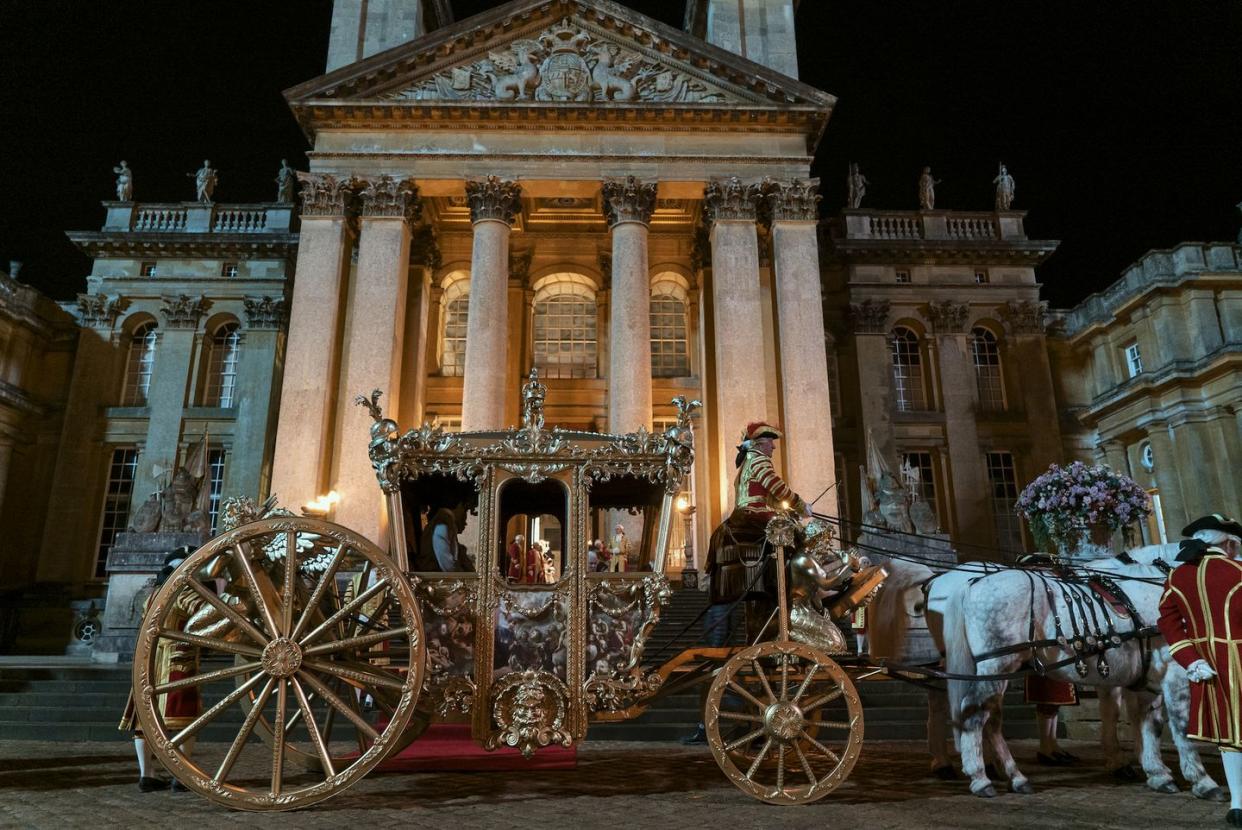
[743,421,783,442]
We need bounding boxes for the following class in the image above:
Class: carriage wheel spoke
[281,531,298,636]
[752,660,777,702]
[160,628,263,658]
[291,544,348,641]
[727,680,767,711]
[799,688,842,713]
[302,627,408,658]
[283,688,316,733]
[154,660,261,694]
[746,739,772,780]
[302,657,406,691]
[718,710,764,723]
[791,664,818,703]
[724,727,765,753]
[184,577,269,646]
[233,541,281,638]
[271,679,287,796]
[291,677,335,778]
[297,670,381,741]
[817,720,852,731]
[214,675,276,786]
[301,579,389,647]
[800,730,840,765]
[780,657,790,702]
[776,744,787,790]
[170,671,266,747]
[793,741,817,786]
[342,595,395,638]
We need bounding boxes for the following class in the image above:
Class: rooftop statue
[846,162,868,209]
[188,159,218,203]
[112,160,133,202]
[275,159,297,204]
[918,166,942,210]
[993,162,1016,211]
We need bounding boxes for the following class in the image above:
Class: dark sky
[2,1,1240,307]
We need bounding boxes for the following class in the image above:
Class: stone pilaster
[704,178,767,503]
[225,318,283,506]
[462,177,521,431]
[1144,422,1186,533]
[132,321,198,505]
[271,174,357,513]
[602,176,657,433]
[765,178,835,503]
[935,331,990,551]
[400,226,439,432]
[335,177,420,543]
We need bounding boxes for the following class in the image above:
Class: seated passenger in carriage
[417,500,472,572]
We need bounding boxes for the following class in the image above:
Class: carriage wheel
[705,641,862,805]
[133,517,424,811]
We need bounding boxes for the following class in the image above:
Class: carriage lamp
[303,490,341,519]
[676,495,699,590]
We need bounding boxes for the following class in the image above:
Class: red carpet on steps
[375,724,578,771]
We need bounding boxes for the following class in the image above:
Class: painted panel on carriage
[493,590,569,681]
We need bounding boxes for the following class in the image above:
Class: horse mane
[866,557,934,660]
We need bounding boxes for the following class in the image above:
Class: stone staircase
[0,589,1043,744]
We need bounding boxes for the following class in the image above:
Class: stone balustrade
[102,201,294,234]
[841,209,1027,242]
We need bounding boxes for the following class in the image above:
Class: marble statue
[846,162,868,209]
[112,161,133,202]
[189,160,218,203]
[275,159,297,203]
[918,166,942,210]
[993,163,1015,211]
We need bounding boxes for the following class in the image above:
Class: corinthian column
[334,176,420,542]
[704,177,767,503]
[603,176,657,433]
[272,174,356,513]
[461,177,521,431]
[765,178,835,504]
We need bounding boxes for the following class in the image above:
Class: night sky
[2,1,1240,307]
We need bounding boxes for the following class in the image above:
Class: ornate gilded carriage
[131,373,876,811]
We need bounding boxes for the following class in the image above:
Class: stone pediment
[286,0,834,136]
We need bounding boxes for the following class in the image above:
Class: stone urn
[1048,517,1114,564]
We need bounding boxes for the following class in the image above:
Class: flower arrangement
[1016,461,1152,555]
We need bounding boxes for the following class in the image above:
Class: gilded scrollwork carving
[584,573,671,712]
[485,669,572,758]
[388,19,730,105]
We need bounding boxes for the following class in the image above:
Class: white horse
[868,546,1222,799]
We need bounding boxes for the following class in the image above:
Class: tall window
[901,451,939,525]
[440,277,469,377]
[533,279,597,379]
[207,448,226,532]
[650,294,690,377]
[121,322,158,406]
[96,448,139,578]
[985,451,1023,553]
[970,327,1005,412]
[1124,342,1143,378]
[890,327,926,412]
[201,322,241,407]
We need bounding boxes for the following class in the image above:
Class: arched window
[890,326,926,412]
[650,278,690,378]
[439,276,470,377]
[970,327,1005,412]
[533,276,597,379]
[121,321,158,406]
[201,322,241,407]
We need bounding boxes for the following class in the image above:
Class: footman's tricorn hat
[743,421,783,442]
[1181,513,1242,540]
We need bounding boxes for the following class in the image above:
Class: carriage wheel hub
[262,637,303,678]
[764,702,804,742]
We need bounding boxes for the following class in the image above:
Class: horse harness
[967,560,1163,690]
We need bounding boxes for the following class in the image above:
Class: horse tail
[944,581,996,731]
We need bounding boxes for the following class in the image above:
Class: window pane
[96,448,139,578]
[985,451,1023,553]
[122,324,158,406]
[890,328,926,411]
[650,297,689,378]
[534,291,597,379]
[441,296,470,377]
[970,328,1005,412]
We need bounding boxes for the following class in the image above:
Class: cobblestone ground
[0,739,1226,829]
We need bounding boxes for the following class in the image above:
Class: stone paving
[0,738,1226,829]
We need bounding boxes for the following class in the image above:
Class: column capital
[602,176,657,228]
[762,177,821,223]
[846,299,891,334]
[159,294,210,329]
[466,176,522,226]
[409,225,441,270]
[243,296,288,330]
[296,173,358,218]
[702,177,761,225]
[359,175,422,222]
[925,300,969,334]
[1000,299,1048,335]
[75,293,129,328]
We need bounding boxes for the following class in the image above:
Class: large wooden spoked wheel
[132,517,424,811]
[705,641,862,805]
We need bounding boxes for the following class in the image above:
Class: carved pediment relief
[382,18,738,105]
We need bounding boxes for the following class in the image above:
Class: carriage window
[586,474,664,574]
[400,472,479,573]
[498,477,569,585]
